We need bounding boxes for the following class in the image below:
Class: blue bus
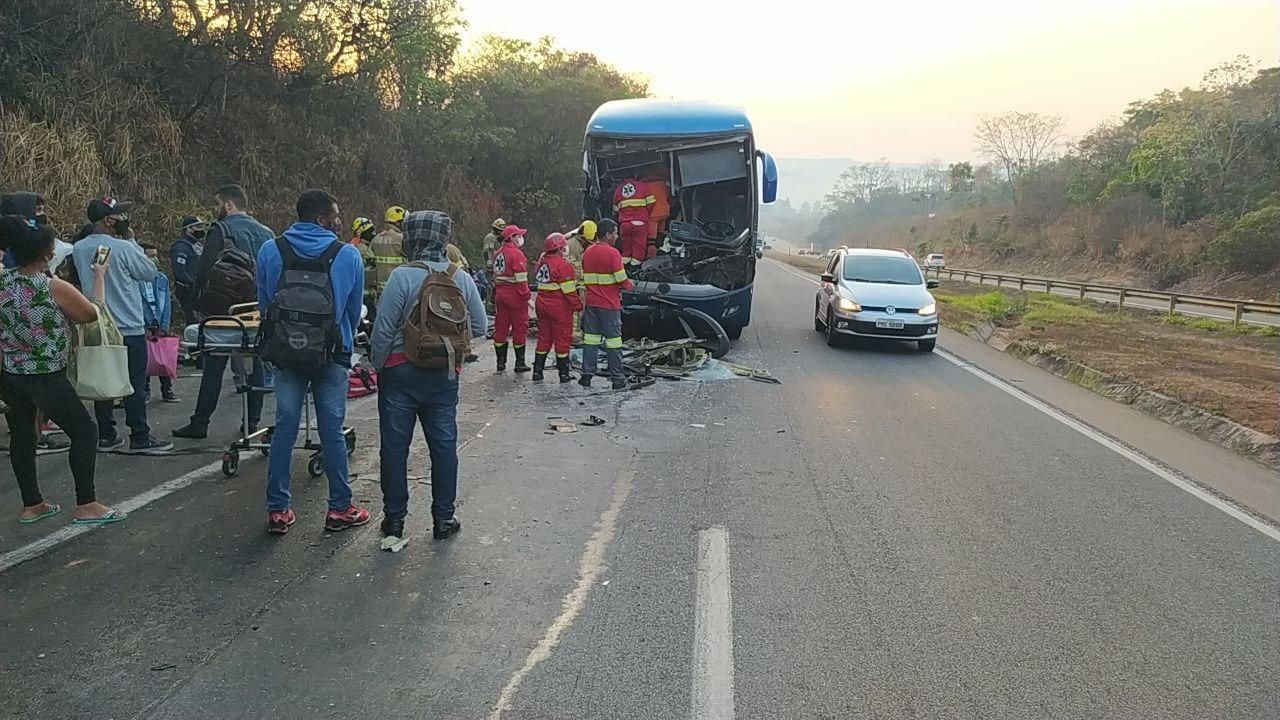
[583,100,777,341]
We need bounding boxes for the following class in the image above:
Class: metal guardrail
[924,267,1280,326]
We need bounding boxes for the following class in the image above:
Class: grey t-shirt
[73,234,158,336]
[370,261,487,370]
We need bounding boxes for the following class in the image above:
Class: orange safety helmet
[543,232,567,254]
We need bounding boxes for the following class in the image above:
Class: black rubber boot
[557,356,573,384]
[578,374,592,388]
[495,343,508,372]
[513,346,531,373]
[531,352,547,382]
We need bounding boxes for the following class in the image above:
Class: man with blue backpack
[256,189,369,536]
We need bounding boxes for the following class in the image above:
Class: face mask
[113,218,131,237]
[515,236,525,249]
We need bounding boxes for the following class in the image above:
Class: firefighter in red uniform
[532,233,582,383]
[579,219,633,390]
[612,177,654,266]
[492,224,531,373]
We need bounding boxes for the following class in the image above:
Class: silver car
[814,248,940,352]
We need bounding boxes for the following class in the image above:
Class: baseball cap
[180,215,201,229]
[86,196,134,222]
[500,225,526,241]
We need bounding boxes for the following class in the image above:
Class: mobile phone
[93,245,112,266]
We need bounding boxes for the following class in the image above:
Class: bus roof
[586,99,752,139]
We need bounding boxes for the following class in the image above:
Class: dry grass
[935,282,1280,434]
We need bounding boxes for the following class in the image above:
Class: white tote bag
[69,303,133,400]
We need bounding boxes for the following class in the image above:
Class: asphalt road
[943,271,1280,327]
[2,261,1278,719]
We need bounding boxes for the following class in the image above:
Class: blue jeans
[189,354,266,430]
[95,334,150,443]
[378,363,459,523]
[266,363,351,513]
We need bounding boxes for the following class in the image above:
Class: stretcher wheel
[307,455,325,478]
[221,452,239,478]
[345,433,356,457]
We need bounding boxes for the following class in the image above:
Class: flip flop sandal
[71,508,127,526]
[19,503,61,524]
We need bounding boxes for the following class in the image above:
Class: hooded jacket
[256,222,365,365]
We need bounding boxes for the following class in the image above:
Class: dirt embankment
[935,283,1279,467]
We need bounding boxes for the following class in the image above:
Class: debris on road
[689,423,707,429]
[580,416,606,427]
[548,417,579,434]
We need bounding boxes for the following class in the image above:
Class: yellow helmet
[578,220,597,241]
[384,206,407,224]
[491,218,506,232]
[351,217,375,237]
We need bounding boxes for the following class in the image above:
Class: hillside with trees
[806,59,1279,297]
[0,0,645,256]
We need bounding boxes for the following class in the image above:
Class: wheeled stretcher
[181,303,355,478]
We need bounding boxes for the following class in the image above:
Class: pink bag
[347,366,378,398]
[146,334,179,379]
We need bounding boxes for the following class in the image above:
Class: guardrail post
[1234,303,1244,326]
[1168,295,1176,315]
[1045,280,1052,293]
[1078,284,1086,301]
[1018,277,1024,290]
[1118,288,1126,308]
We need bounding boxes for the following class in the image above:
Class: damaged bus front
[582,100,778,341]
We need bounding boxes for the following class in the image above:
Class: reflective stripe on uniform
[604,336,623,349]
[374,256,404,264]
[582,333,603,346]
[583,272,626,286]
[616,198,651,209]
[537,283,559,292]
[497,272,528,283]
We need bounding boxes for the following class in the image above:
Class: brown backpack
[403,262,471,370]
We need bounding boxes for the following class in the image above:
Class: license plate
[875,319,905,329]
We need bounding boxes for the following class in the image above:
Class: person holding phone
[0,217,123,524]
[71,196,173,454]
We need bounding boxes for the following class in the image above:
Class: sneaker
[325,505,371,532]
[380,516,408,552]
[433,516,462,540]
[39,420,60,434]
[611,379,628,391]
[35,435,71,455]
[99,437,127,452]
[162,394,182,404]
[267,509,297,535]
[171,424,208,440]
[126,437,174,455]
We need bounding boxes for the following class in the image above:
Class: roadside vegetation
[768,58,1280,298]
[934,283,1279,434]
[0,1,646,258]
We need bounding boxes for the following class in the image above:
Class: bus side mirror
[820,273,835,284]
[758,150,778,204]
[927,279,940,289]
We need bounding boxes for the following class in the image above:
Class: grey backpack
[259,239,342,369]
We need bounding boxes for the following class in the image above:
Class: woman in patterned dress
[0,217,123,525]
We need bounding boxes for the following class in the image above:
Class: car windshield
[842,255,923,285]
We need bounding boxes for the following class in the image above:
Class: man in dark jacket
[169,216,205,326]
[172,185,274,440]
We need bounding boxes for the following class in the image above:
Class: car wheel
[814,299,826,332]
[918,338,936,352]
[825,310,841,347]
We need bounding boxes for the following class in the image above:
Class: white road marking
[0,395,382,575]
[692,527,735,720]
[487,467,635,719]
[936,349,1280,543]
[0,459,230,573]
[766,258,1280,543]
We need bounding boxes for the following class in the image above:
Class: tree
[823,159,895,212]
[974,111,1065,204]
[947,162,974,195]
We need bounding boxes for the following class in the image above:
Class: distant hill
[774,158,855,207]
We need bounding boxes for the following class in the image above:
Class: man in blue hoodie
[256,189,369,535]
